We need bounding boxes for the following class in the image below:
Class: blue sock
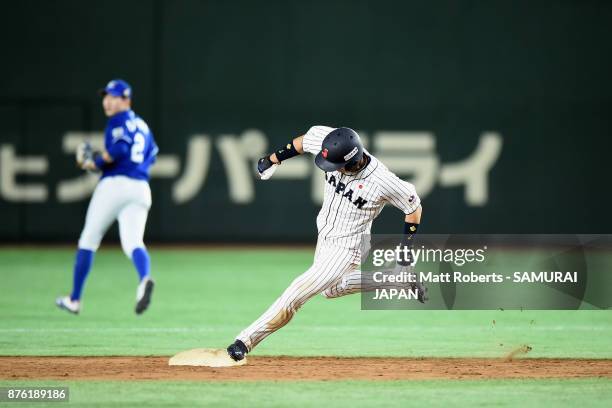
[70,249,94,301]
[131,247,150,281]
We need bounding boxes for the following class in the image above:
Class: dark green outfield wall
[0,1,610,241]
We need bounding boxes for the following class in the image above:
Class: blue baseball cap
[99,79,132,98]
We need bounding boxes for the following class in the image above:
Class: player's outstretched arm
[269,135,304,163]
[256,135,305,180]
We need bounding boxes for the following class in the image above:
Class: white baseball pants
[237,243,366,351]
[78,176,151,257]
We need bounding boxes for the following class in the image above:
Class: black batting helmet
[314,127,364,172]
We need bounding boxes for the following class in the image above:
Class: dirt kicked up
[1,357,611,381]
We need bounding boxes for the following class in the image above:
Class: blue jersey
[102,110,158,181]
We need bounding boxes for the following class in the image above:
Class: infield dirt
[1,357,611,381]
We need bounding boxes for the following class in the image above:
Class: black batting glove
[256,156,278,180]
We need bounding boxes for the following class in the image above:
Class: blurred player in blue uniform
[56,79,158,315]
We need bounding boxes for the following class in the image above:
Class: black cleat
[227,339,248,361]
[135,278,154,315]
[411,280,428,303]
[407,272,428,303]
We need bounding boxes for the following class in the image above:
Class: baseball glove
[76,142,93,167]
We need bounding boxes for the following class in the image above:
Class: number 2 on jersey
[131,133,145,163]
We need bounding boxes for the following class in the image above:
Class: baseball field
[1,247,611,407]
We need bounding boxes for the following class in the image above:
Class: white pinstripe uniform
[237,126,421,351]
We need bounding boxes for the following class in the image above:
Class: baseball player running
[56,79,158,315]
[227,126,424,361]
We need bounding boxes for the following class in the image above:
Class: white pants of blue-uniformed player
[78,176,151,257]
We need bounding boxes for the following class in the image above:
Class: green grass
[1,379,611,408]
[0,247,610,407]
[0,248,610,358]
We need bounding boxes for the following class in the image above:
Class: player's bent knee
[78,231,103,252]
[321,290,334,299]
[77,242,98,252]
